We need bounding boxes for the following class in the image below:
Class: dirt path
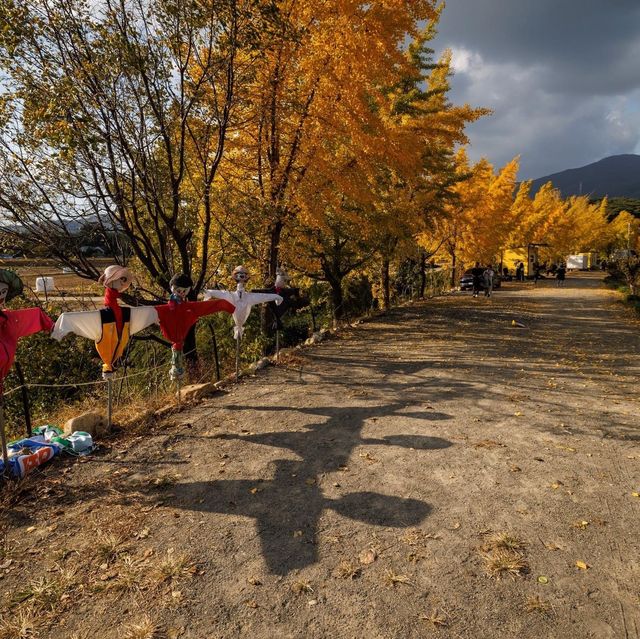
[2,272,639,639]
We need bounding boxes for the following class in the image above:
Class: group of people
[470,263,496,298]
[468,259,569,298]
[533,261,567,286]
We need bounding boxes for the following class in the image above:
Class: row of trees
[435,151,639,284]
[0,0,482,309]
[0,0,636,325]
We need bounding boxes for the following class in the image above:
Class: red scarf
[104,287,123,334]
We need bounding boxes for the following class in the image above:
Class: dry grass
[334,561,361,580]
[44,385,176,436]
[400,529,441,545]
[482,532,526,553]
[106,555,147,594]
[122,616,159,639]
[384,570,413,587]
[2,565,76,637]
[479,531,529,579]
[291,580,313,595]
[473,439,505,449]
[481,548,529,579]
[12,575,62,612]
[150,548,194,585]
[419,609,449,628]
[0,608,37,639]
[95,531,128,563]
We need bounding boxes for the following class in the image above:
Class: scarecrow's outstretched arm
[52,311,102,341]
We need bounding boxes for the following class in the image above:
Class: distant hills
[529,154,640,199]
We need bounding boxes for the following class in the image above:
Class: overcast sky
[432,0,640,180]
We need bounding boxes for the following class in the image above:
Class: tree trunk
[381,257,390,310]
[266,219,284,283]
[329,279,344,324]
[419,250,427,298]
[450,251,457,288]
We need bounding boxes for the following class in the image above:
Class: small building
[502,244,544,277]
[567,252,597,270]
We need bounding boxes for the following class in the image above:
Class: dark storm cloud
[433,0,640,178]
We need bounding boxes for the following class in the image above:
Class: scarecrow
[204,266,282,378]
[251,267,308,359]
[0,269,55,469]
[154,273,235,378]
[204,266,283,340]
[253,267,307,331]
[52,265,158,376]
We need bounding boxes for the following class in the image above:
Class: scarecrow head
[231,265,249,284]
[169,273,193,301]
[98,265,133,292]
[0,269,24,307]
[274,267,289,289]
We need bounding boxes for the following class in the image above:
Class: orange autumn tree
[370,45,487,309]
[213,0,442,284]
[281,23,485,316]
[459,156,519,265]
[508,183,615,261]
[436,151,518,282]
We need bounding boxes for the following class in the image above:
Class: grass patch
[291,580,313,595]
[95,531,128,564]
[150,548,194,585]
[122,616,159,639]
[12,575,62,611]
[106,555,147,594]
[334,561,361,580]
[481,548,529,579]
[384,570,413,587]
[0,609,37,639]
[482,532,526,553]
[419,609,449,628]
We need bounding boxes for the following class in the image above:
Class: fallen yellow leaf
[575,561,589,570]
[632,492,639,498]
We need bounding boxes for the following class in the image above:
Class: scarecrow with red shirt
[0,269,55,468]
[154,274,235,378]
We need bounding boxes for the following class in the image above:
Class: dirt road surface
[1,272,639,639]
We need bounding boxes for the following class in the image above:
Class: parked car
[459,269,502,291]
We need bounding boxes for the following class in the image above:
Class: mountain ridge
[528,154,640,199]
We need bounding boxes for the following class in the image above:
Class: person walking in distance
[533,262,541,286]
[483,264,495,297]
[556,263,566,287]
[471,261,484,298]
[516,261,525,282]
